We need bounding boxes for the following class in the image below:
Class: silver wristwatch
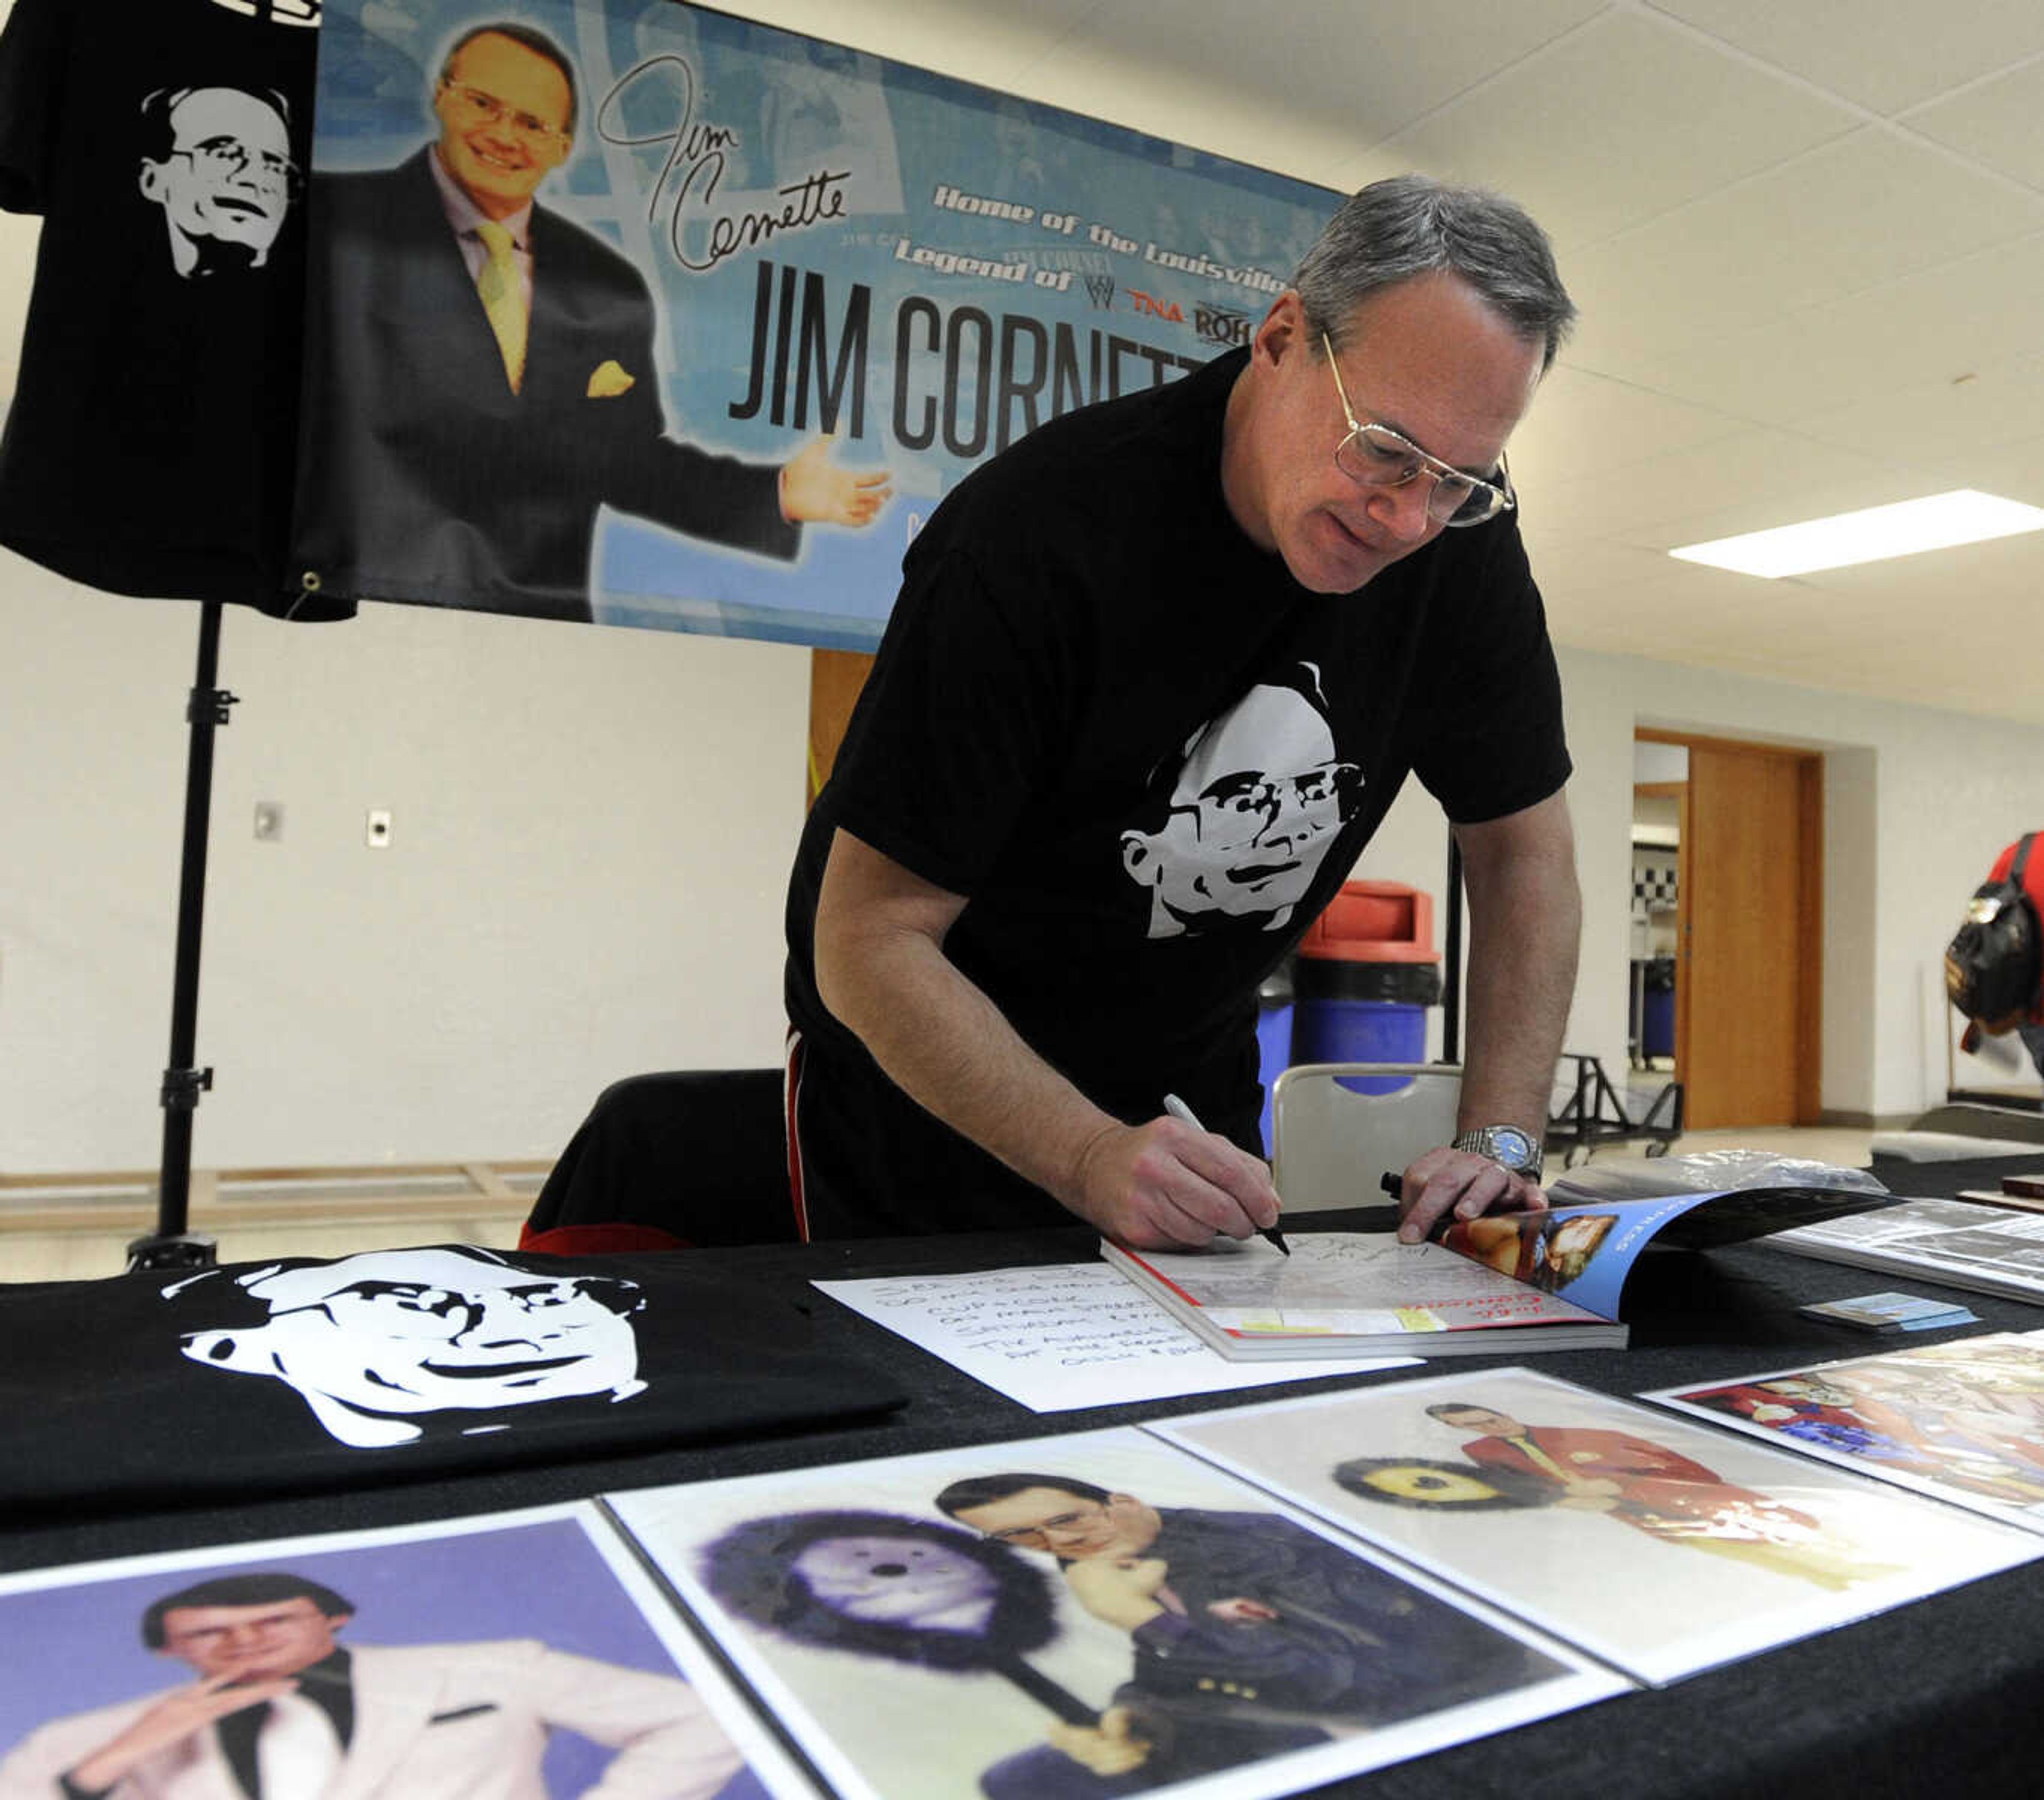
[1454,1124,1544,1183]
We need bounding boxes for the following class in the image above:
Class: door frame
[1637,727,1825,1125]
[1633,777,1687,1070]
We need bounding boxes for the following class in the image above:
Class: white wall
[8,541,2041,1171]
[0,560,810,1170]
[1350,646,2044,1125]
[1574,649,2044,1123]
[1345,635,1641,1090]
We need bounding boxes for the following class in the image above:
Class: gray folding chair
[1270,1062,1463,1214]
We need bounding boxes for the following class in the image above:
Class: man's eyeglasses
[978,1508,1095,1548]
[1321,333,1513,528]
[172,138,298,190]
[441,80,566,145]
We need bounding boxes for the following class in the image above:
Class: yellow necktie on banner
[474,219,528,394]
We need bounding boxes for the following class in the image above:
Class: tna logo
[1195,307,1253,347]
[1128,287,1183,322]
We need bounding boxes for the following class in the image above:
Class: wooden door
[1674,738,1824,1129]
[807,648,875,807]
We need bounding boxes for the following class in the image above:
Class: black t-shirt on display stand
[0,0,349,619]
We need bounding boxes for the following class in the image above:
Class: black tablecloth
[6,1209,2041,1799]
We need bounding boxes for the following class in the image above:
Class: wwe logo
[1084,275,1117,310]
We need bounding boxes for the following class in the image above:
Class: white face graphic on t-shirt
[138,86,296,277]
[172,1247,646,1448]
[1119,670,1363,939]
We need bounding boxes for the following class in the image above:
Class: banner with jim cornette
[295,0,1337,643]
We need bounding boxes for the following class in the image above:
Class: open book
[1103,1171,1894,1361]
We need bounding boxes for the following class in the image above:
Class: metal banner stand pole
[128,601,236,1273]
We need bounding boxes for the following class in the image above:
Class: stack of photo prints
[11,1336,2044,1799]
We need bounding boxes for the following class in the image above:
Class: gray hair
[1293,175,1575,371]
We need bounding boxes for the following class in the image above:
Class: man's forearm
[1455,804,1581,1143]
[812,830,1280,1246]
[817,905,1122,1214]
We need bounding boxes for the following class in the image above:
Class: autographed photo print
[0,1509,786,1800]
[1152,1368,2044,1686]
[1651,1331,2044,1530]
[607,1425,1619,1800]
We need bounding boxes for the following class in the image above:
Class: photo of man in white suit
[0,1571,741,1799]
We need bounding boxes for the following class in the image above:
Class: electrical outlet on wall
[365,808,393,849]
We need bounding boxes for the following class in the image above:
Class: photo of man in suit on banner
[293,17,890,624]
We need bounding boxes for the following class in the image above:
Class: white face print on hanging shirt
[1119,667,1363,939]
[138,86,296,277]
[173,1246,646,1448]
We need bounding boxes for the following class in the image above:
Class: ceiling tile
[1646,0,2044,117]
[1786,533,2044,721]
[1550,560,1817,664]
[716,0,1111,87]
[1586,230,2044,424]
[1927,430,2044,512]
[1798,528,2044,609]
[1358,8,1859,248]
[712,0,1371,198]
[1510,365,1748,492]
[1034,0,1606,150]
[1907,60,2044,192]
[1541,426,1891,541]
[1800,353,2044,461]
[1604,463,1970,555]
[1514,530,1676,602]
[1561,129,2044,363]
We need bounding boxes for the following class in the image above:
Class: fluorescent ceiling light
[1669,489,2044,579]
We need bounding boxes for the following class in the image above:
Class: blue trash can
[1642,989,1676,1060]
[1291,958,1442,1092]
[1255,962,1295,1155]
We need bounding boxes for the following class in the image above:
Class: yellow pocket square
[587,360,637,398]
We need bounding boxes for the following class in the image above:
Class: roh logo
[1194,307,1252,347]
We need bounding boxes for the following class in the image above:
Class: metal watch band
[1454,1125,1544,1182]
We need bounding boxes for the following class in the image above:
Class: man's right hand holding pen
[1070,1100,1285,1252]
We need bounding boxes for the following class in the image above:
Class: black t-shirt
[784,346,1570,1229]
[0,0,350,619]
[0,1244,905,1510]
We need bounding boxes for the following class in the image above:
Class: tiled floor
[0,1119,1876,1283]
[0,1166,543,1284]
[0,1210,530,1285]
[1589,1121,1873,1172]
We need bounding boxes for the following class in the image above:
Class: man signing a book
[784,175,1580,1250]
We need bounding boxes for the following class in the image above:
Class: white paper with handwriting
[812,1262,1414,1410]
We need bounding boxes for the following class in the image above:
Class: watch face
[1461,1125,1538,1171]
[1490,1126,1537,1169]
